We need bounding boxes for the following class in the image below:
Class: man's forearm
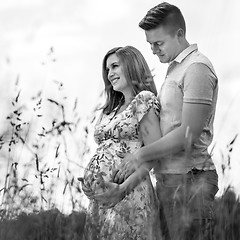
[122,161,154,194]
[136,126,189,164]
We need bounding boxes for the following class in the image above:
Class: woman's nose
[108,69,114,79]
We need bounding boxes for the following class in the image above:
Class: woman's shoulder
[134,90,158,102]
[132,90,160,122]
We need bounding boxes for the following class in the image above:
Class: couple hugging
[80,2,219,240]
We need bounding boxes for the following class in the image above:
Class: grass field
[0,82,239,239]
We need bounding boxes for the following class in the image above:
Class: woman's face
[106,53,130,94]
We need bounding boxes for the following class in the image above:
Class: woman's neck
[122,91,134,106]
[113,92,133,116]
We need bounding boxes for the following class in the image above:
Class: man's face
[145,25,181,63]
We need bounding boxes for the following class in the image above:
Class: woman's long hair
[102,46,157,114]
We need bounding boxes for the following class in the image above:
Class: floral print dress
[83,91,162,240]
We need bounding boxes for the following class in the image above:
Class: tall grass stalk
[0,79,239,239]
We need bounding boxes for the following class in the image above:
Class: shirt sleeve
[133,90,160,122]
[182,63,218,105]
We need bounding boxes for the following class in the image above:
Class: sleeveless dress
[83,91,162,240]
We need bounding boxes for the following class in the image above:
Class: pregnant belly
[83,148,117,194]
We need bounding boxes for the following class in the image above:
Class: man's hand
[112,152,141,184]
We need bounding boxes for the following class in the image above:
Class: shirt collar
[170,44,198,65]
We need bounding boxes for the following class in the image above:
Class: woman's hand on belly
[92,181,126,208]
[78,177,95,199]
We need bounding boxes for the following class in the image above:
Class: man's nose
[151,44,159,54]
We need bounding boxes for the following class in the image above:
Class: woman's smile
[110,77,120,85]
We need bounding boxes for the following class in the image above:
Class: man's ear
[177,28,185,38]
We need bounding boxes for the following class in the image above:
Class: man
[113,2,219,240]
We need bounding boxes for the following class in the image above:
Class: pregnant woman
[82,46,162,240]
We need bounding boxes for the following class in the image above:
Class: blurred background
[0,0,240,213]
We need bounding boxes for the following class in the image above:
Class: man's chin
[159,59,168,63]
[158,56,167,63]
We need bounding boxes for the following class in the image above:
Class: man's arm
[136,102,211,163]
[113,102,211,184]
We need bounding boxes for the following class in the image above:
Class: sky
[0,0,240,211]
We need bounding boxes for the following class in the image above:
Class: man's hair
[139,2,186,35]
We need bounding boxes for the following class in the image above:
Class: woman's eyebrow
[107,61,119,69]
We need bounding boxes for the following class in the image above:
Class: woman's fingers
[92,182,123,206]
[83,189,94,198]
[79,180,94,198]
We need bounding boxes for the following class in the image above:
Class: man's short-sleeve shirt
[155,44,218,175]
